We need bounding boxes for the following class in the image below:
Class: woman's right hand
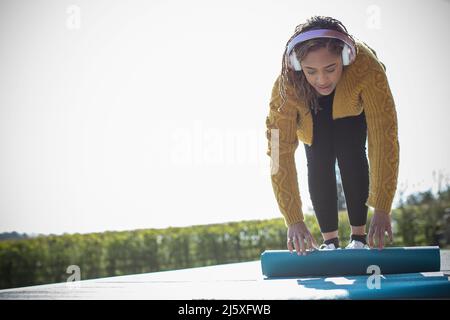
[287,221,318,255]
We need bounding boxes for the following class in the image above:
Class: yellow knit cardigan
[265,40,400,226]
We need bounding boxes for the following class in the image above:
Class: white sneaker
[319,243,339,250]
[345,240,369,249]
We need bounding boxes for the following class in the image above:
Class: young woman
[265,16,399,254]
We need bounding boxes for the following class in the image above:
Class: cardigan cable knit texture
[265,40,400,226]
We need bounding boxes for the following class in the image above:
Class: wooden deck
[0,250,449,300]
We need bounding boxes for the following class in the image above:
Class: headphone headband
[286,29,356,59]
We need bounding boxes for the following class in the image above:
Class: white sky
[1,0,449,235]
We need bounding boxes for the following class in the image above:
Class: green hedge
[0,219,286,289]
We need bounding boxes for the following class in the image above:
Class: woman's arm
[265,75,304,227]
[360,48,400,216]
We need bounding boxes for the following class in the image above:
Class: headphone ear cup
[341,44,350,66]
[289,52,302,71]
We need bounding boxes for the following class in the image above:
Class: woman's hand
[287,221,318,255]
[368,209,393,250]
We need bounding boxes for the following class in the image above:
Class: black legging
[304,90,369,233]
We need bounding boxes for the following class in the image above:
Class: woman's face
[300,46,344,96]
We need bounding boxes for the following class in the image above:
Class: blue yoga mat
[260,246,441,278]
[295,272,450,299]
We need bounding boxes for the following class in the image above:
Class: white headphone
[286,29,357,71]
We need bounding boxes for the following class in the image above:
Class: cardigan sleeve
[361,51,400,214]
[265,75,304,226]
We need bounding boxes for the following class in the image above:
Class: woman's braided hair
[279,16,357,115]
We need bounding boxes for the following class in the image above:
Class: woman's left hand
[368,209,393,250]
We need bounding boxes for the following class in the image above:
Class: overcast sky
[1,0,449,235]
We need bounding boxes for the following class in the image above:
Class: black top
[311,89,336,141]
[317,88,336,110]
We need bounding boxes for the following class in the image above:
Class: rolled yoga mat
[260,246,441,278]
